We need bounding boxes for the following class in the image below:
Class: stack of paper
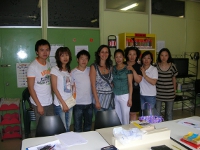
[55,132,88,147]
[26,132,88,150]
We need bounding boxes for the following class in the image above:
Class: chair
[21,88,36,138]
[94,110,121,130]
[35,115,66,137]
[195,79,200,97]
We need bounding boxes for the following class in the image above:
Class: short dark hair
[55,47,72,72]
[141,51,153,65]
[95,45,112,68]
[124,46,141,62]
[114,49,124,57]
[35,39,51,52]
[77,50,90,61]
[157,48,173,63]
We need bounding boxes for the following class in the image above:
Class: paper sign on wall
[16,63,30,88]
[50,44,64,67]
[157,41,165,52]
[75,45,88,55]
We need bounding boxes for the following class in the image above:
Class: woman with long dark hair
[50,47,73,132]
[90,45,113,113]
[156,48,178,121]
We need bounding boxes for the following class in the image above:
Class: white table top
[154,116,200,150]
[96,116,200,150]
[21,131,109,150]
[96,125,187,150]
[22,116,200,150]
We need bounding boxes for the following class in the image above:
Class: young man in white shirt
[71,50,93,132]
[27,39,54,124]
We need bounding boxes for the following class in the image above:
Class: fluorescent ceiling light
[120,3,139,11]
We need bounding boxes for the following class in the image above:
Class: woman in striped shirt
[156,48,178,121]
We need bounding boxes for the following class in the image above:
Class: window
[105,0,147,13]
[0,0,41,26]
[105,0,185,18]
[152,0,185,18]
[48,0,99,27]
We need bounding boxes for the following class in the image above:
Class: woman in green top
[112,49,133,125]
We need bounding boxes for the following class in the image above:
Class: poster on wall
[157,41,165,52]
[50,44,64,67]
[75,45,88,55]
[16,63,30,88]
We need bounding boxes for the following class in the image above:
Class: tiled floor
[1,106,200,150]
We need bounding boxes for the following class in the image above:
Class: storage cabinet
[118,33,156,62]
[0,98,22,141]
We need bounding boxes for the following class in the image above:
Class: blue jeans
[73,104,93,132]
[54,104,73,132]
[140,95,156,110]
[156,101,174,121]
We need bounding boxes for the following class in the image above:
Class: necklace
[100,65,107,74]
[102,68,107,74]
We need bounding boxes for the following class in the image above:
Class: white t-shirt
[27,59,52,106]
[50,66,72,106]
[139,65,158,96]
[71,67,92,105]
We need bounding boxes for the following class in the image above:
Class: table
[22,116,200,150]
[96,125,187,150]
[21,131,109,150]
[96,116,200,150]
[154,116,200,150]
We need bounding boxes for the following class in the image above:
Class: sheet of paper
[75,45,88,56]
[27,139,67,150]
[178,118,200,130]
[156,41,165,52]
[49,56,57,67]
[50,44,64,56]
[55,132,88,147]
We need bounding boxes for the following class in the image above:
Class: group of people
[27,39,178,133]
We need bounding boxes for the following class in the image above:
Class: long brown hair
[55,47,72,72]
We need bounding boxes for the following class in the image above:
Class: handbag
[139,102,164,124]
[60,96,76,109]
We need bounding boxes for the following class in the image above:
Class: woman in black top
[124,47,142,121]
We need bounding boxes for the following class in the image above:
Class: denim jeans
[54,104,73,132]
[140,95,156,110]
[73,104,93,132]
[156,101,174,121]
